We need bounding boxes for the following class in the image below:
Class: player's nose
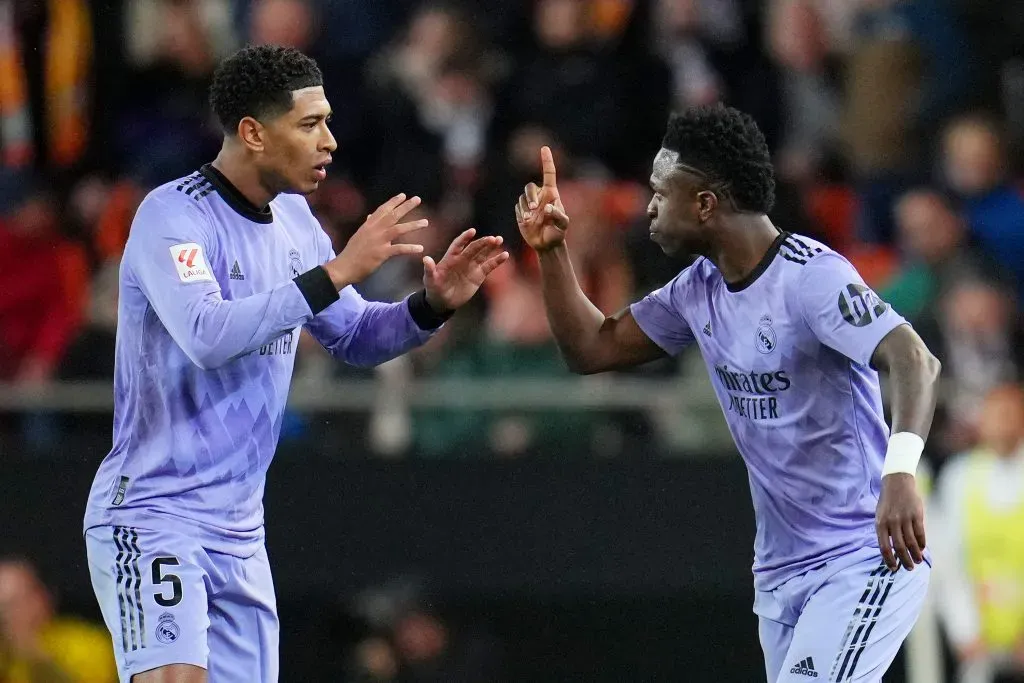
[646,198,657,219]
[321,128,338,153]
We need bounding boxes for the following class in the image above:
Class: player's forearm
[177,280,319,369]
[537,245,608,373]
[333,298,434,367]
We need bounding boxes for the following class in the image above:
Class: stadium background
[2,0,1024,680]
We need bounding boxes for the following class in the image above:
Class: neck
[705,214,781,285]
[211,142,275,210]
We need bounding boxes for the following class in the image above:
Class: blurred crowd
[3,3,1024,679]
[1,0,1023,460]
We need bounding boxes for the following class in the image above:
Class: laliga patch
[169,243,213,283]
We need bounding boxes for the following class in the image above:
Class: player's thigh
[86,526,213,681]
[759,616,795,683]
[206,546,279,683]
[777,558,930,683]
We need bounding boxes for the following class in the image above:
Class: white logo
[169,243,213,283]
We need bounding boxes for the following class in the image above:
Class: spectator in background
[344,578,503,683]
[58,258,119,381]
[0,180,84,384]
[120,0,236,185]
[934,385,1024,683]
[767,0,842,183]
[0,0,92,178]
[918,278,1024,457]
[0,558,116,683]
[844,0,971,245]
[497,0,623,170]
[364,3,502,211]
[941,114,1024,304]
[882,189,1007,322]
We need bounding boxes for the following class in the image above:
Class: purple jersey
[631,232,907,590]
[84,166,435,556]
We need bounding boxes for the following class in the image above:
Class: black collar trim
[199,163,274,224]
[725,230,786,293]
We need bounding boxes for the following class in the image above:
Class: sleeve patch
[837,283,888,327]
[169,242,214,283]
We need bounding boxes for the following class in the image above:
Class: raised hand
[515,146,570,252]
[423,228,509,312]
[324,193,428,288]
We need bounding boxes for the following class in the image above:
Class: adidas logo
[703,322,712,337]
[229,260,245,281]
[790,657,818,678]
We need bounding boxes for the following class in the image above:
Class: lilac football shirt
[631,232,907,590]
[84,165,435,556]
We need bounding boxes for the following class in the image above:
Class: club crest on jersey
[155,613,180,644]
[169,243,213,283]
[289,249,303,278]
[755,314,777,354]
[838,283,887,327]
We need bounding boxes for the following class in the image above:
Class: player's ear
[237,116,266,153]
[697,190,718,223]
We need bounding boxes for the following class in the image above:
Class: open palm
[423,229,509,311]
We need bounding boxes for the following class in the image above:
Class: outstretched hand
[325,193,427,288]
[423,228,509,312]
[515,146,570,252]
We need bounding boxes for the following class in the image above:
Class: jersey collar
[199,164,274,224]
[725,230,787,293]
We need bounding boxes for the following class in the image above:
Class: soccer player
[514,104,941,682]
[83,46,508,683]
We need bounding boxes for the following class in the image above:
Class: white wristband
[881,432,925,477]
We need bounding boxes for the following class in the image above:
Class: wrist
[424,288,453,315]
[322,259,354,290]
[881,432,925,478]
[536,242,568,261]
[408,289,455,330]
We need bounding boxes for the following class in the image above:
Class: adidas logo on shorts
[790,656,819,678]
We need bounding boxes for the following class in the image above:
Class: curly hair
[209,45,323,134]
[662,104,776,214]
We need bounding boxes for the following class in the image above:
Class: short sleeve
[798,252,908,366]
[629,268,697,356]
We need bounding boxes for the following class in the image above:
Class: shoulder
[672,256,715,288]
[778,234,863,289]
[778,232,833,268]
[135,172,216,229]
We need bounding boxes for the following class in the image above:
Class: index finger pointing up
[541,146,557,189]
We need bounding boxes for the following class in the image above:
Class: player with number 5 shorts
[83,46,508,683]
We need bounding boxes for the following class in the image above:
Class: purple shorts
[755,545,930,682]
[86,525,278,682]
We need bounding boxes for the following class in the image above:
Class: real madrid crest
[755,314,776,354]
[156,612,180,644]
[288,249,303,278]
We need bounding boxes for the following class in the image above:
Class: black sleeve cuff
[407,289,455,330]
[294,266,340,315]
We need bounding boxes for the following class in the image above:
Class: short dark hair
[209,45,323,134]
[662,104,775,214]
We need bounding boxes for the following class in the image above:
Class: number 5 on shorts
[152,557,183,607]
